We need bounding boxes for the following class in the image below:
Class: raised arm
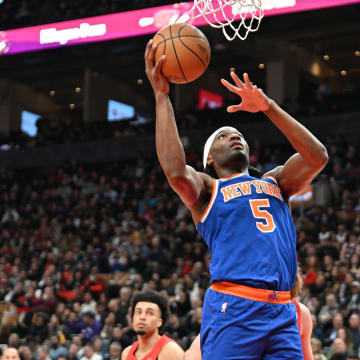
[145,40,209,209]
[221,72,328,198]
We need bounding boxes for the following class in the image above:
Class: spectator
[348,313,360,357]
[100,312,116,340]
[7,334,19,348]
[92,337,107,359]
[324,314,344,347]
[67,312,102,344]
[36,346,51,360]
[327,338,348,360]
[18,346,34,360]
[1,348,20,360]
[318,294,339,328]
[80,293,97,316]
[31,287,58,315]
[49,334,68,360]
[310,338,327,360]
[80,345,101,360]
[68,343,80,360]
[107,342,121,360]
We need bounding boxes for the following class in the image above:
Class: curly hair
[131,290,170,334]
[290,266,303,299]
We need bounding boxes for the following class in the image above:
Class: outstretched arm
[221,72,328,198]
[145,40,208,209]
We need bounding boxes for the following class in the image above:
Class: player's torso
[197,173,297,291]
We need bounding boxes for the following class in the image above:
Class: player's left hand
[221,72,271,113]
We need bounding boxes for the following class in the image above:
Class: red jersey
[126,335,175,360]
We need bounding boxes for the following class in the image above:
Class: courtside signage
[0,0,359,55]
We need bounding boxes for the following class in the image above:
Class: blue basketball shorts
[200,288,303,360]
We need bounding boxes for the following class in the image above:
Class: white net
[190,0,264,41]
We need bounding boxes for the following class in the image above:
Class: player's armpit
[158,341,184,360]
[167,165,211,208]
[265,153,326,199]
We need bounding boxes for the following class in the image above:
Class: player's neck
[216,166,248,179]
[137,332,161,353]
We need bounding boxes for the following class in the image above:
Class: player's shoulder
[158,339,184,360]
[187,164,213,180]
[186,165,214,192]
[299,302,311,319]
[263,166,283,184]
[121,345,132,360]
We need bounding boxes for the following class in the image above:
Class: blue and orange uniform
[197,173,303,359]
[125,335,175,360]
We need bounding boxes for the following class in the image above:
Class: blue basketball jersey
[197,173,297,291]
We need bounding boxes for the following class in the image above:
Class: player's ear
[157,318,163,329]
[207,154,214,167]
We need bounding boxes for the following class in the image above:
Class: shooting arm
[145,40,204,207]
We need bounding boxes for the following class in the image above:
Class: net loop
[189,0,264,41]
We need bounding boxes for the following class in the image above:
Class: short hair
[109,342,121,350]
[83,311,95,319]
[131,290,170,334]
[37,346,49,354]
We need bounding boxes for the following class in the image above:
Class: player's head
[1,348,20,360]
[290,265,303,298]
[131,290,170,336]
[203,127,261,179]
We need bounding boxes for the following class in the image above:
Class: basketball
[152,23,211,84]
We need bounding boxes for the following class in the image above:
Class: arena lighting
[0,0,359,56]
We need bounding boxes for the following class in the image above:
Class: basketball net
[189,0,264,41]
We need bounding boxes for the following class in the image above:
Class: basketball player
[121,290,184,360]
[184,270,314,360]
[145,39,328,359]
[1,348,21,360]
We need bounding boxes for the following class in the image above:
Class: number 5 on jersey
[249,199,276,233]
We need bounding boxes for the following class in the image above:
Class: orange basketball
[153,23,211,84]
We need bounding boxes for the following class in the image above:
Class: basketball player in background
[184,270,314,360]
[1,348,21,360]
[145,38,327,359]
[121,290,184,360]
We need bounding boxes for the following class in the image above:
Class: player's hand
[221,72,271,113]
[145,39,169,97]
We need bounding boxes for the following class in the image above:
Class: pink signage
[0,0,358,55]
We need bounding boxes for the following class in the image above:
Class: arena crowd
[0,125,358,360]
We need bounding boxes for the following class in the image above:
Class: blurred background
[0,1,359,359]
